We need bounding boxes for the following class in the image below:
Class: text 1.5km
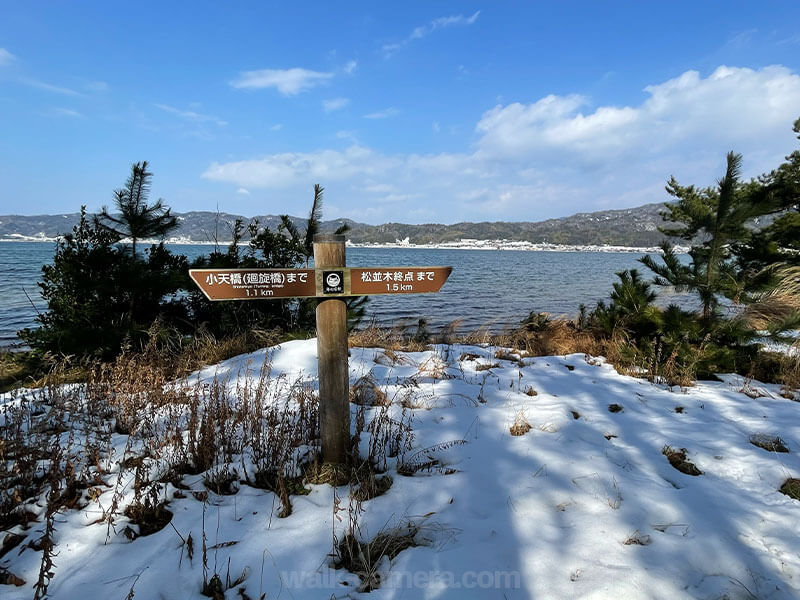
[387,283,413,292]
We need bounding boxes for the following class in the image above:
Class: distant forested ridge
[0,202,669,247]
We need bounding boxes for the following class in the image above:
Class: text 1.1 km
[244,288,275,297]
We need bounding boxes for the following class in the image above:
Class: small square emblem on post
[322,270,344,294]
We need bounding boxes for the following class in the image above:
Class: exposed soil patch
[351,474,393,502]
[749,434,789,453]
[608,404,624,413]
[662,446,702,476]
[250,471,309,518]
[0,533,25,560]
[204,470,240,496]
[476,362,501,372]
[780,478,800,501]
[0,568,25,586]
[124,502,173,538]
[0,509,37,531]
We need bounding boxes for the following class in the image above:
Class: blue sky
[1,2,799,224]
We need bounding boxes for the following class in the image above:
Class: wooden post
[313,234,349,464]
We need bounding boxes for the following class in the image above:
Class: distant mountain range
[0,202,670,247]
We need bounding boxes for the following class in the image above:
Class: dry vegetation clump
[475,362,501,372]
[510,412,532,436]
[351,317,603,363]
[749,433,790,453]
[332,523,420,592]
[350,375,389,406]
[776,352,800,394]
[780,478,800,501]
[350,473,393,503]
[179,327,282,371]
[662,446,703,476]
[494,349,521,363]
[348,323,430,353]
[507,317,602,358]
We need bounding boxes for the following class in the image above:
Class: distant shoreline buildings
[0,233,683,254]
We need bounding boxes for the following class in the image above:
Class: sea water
[0,241,683,348]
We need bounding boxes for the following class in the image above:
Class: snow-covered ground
[2,339,800,599]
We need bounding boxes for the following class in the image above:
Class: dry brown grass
[348,324,430,353]
[350,317,603,361]
[739,265,800,332]
[505,318,601,357]
[509,412,532,436]
[333,523,420,591]
[2,342,426,595]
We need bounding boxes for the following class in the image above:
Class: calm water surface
[0,241,683,347]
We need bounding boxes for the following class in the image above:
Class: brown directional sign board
[189,267,452,300]
[190,268,317,301]
[349,267,452,296]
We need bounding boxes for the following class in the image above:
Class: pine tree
[95,161,178,255]
[640,152,757,320]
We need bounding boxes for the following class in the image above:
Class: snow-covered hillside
[2,339,799,599]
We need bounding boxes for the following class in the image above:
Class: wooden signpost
[189,233,452,464]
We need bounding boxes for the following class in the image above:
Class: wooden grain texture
[313,234,349,464]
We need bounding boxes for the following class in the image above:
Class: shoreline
[0,236,682,254]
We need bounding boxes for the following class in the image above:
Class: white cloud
[323,97,350,113]
[270,124,282,131]
[343,60,357,75]
[21,78,81,96]
[383,11,480,57]
[0,48,16,66]
[50,107,83,118]
[85,81,109,93]
[230,67,333,95]
[411,11,481,40]
[336,130,358,143]
[363,107,400,119]
[154,103,227,126]
[203,65,800,224]
[475,65,800,169]
[204,146,401,188]
[236,187,250,195]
